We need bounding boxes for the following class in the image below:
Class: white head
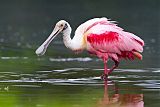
[35,20,70,56]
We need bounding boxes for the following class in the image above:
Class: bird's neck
[62,24,73,49]
[62,24,85,51]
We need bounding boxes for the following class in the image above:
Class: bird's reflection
[97,80,144,107]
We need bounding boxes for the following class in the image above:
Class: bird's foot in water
[101,69,112,80]
[101,74,108,81]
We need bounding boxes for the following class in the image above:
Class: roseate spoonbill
[35,17,144,80]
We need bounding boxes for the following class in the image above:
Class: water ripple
[49,57,92,62]
[0,68,159,89]
[1,57,28,60]
[52,68,89,72]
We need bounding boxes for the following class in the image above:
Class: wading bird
[35,17,144,80]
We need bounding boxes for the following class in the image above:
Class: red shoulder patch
[87,32,119,44]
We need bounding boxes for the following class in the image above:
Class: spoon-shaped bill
[35,29,60,56]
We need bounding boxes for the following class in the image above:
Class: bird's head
[55,20,69,32]
[35,20,70,56]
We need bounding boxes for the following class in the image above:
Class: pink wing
[86,20,144,60]
[87,31,144,53]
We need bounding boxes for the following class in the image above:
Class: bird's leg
[101,58,109,80]
[108,60,119,75]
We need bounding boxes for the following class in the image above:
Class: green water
[0,55,159,107]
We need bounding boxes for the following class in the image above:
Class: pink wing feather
[85,19,144,60]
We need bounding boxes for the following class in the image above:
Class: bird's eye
[60,24,63,27]
[62,23,68,31]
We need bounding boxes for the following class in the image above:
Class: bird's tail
[132,51,143,60]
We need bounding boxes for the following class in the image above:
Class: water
[0,57,159,107]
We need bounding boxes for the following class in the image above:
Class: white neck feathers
[62,23,85,51]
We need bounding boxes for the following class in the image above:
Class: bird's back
[72,18,113,50]
[73,17,120,49]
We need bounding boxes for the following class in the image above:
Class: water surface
[0,57,159,107]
